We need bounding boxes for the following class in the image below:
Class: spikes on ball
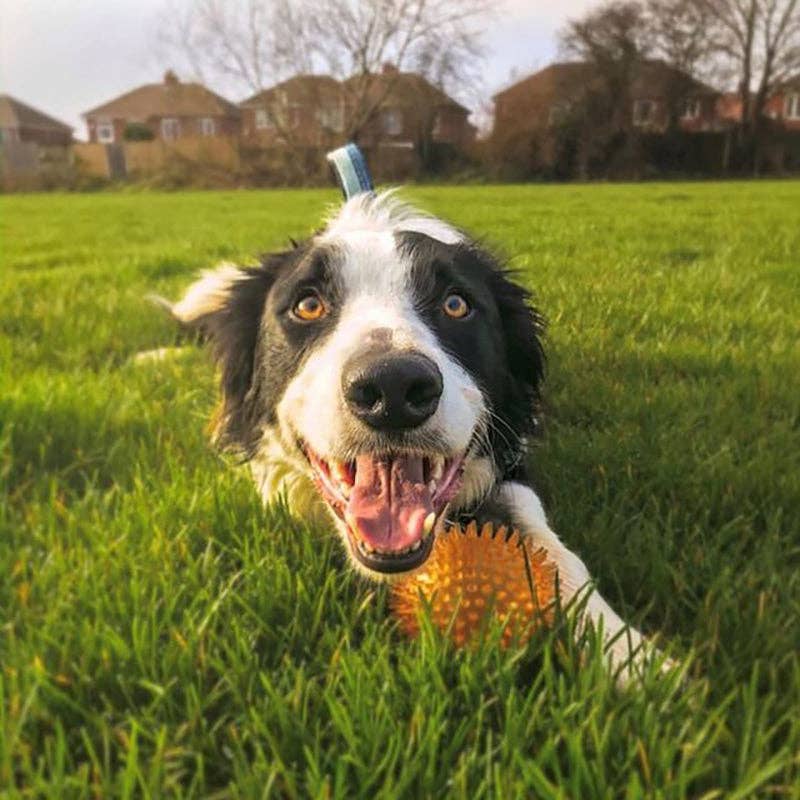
[390,521,557,648]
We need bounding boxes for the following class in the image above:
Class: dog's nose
[342,353,443,431]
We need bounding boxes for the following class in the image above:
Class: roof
[0,94,73,132]
[632,60,717,97]
[492,62,590,102]
[241,70,467,113]
[241,74,342,107]
[83,72,240,119]
[779,73,800,91]
[493,60,718,102]
[345,70,468,112]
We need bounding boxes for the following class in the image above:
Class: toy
[390,521,557,647]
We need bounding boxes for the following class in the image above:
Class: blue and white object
[326,143,374,199]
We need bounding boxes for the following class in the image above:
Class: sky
[1,0,596,139]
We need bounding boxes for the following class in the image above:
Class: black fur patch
[185,243,342,456]
[398,232,546,477]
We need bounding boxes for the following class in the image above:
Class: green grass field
[1,182,799,798]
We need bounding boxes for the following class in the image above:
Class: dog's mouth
[303,446,465,574]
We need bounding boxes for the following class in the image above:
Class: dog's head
[171,193,544,577]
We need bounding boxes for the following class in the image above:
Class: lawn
[1,182,799,798]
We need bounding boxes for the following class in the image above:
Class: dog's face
[173,194,544,578]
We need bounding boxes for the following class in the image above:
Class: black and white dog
[166,191,659,673]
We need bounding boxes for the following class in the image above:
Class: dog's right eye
[292,292,327,321]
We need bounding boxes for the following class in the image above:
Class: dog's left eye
[442,293,471,319]
[293,292,327,321]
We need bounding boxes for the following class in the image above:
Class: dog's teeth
[339,481,351,498]
[423,512,436,535]
[430,457,444,482]
[411,540,422,551]
[428,480,437,494]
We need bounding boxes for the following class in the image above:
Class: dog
[163,191,661,675]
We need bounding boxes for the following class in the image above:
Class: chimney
[381,63,398,75]
[164,70,179,86]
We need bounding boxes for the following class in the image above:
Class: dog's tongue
[345,454,434,552]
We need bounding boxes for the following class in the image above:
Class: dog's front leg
[498,480,656,677]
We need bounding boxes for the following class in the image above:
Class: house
[240,66,474,154]
[718,77,800,131]
[722,74,800,132]
[774,76,800,130]
[82,71,240,144]
[0,94,73,146]
[492,60,721,144]
[240,75,344,145]
[346,64,475,151]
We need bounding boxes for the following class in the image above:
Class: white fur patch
[321,191,463,246]
[170,263,246,323]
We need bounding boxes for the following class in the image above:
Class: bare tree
[560,1,653,132]
[313,0,491,138]
[156,0,493,141]
[697,0,800,128]
[558,2,654,175]
[155,0,312,95]
[646,0,719,76]
[644,0,800,168]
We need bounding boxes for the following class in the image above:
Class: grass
[1,182,799,798]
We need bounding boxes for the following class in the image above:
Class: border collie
[165,192,660,674]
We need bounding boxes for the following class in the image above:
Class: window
[432,112,444,138]
[96,121,114,143]
[255,108,273,129]
[633,99,657,126]
[161,117,180,140]
[785,93,800,120]
[547,102,571,126]
[317,104,344,132]
[199,117,215,136]
[682,97,702,120]
[381,108,403,136]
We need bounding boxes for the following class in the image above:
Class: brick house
[240,75,344,146]
[347,64,475,151]
[82,71,240,144]
[240,66,474,154]
[717,76,800,131]
[0,94,73,146]
[774,76,800,130]
[492,60,720,146]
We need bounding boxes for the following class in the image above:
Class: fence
[0,141,74,190]
[74,137,241,181]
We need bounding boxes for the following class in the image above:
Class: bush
[123,122,155,142]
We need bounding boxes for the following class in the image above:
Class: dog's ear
[484,254,546,472]
[158,260,280,455]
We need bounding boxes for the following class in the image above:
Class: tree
[156,0,493,142]
[559,2,654,175]
[647,0,800,168]
[561,1,652,119]
[646,0,719,77]
[700,0,799,136]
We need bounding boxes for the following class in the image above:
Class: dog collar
[326,143,374,199]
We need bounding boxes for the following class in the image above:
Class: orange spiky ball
[390,521,557,648]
